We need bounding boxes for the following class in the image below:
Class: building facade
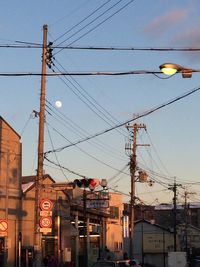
[106,192,124,260]
[0,116,22,267]
[21,175,72,266]
[134,220,176,267]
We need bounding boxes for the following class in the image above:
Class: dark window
[110,206,119,219]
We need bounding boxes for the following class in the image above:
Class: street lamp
[159,63,193,78]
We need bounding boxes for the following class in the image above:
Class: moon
[55,100,62,108]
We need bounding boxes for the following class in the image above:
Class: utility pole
[168,178,181,252]
[183,188,195,261]
[83,189,88,267]
[34,24,48,267]
[184,190,189,261]
[125,123,147,259]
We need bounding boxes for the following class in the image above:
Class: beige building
[106,192,124,260]
[0,116,22,267]
[22,178,110,267]
[21,174,72,266]
[0,116,126,267]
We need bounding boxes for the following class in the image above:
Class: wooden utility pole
[126,123,147,258]
[34,24,48,267]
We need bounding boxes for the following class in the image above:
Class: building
[106,192,124,260]
[177,223,200,259]
[0,116,22,267]
[21,174,72,266]
[134,220,176,267]
[69,184,109,267]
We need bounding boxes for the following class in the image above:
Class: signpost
[39,199,53,234]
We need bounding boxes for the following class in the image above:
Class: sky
[1,0,200,205]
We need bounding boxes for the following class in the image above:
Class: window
[110,206,119,219]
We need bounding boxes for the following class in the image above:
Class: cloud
[174,27,200,46]
[144,8,189,38]
[173,27,200,61]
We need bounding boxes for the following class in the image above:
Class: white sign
[40,217,52,228]
[40,211,52,217]
[86,200,109,209]
[40,228,52,233]
[40,199,53,211]
[64,248,71,262]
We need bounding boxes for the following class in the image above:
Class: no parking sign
[0,220,8,232]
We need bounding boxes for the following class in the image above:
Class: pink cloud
[144,9,189,38]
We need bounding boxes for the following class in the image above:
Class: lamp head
[159,63,192,78]
[159,63,180,75]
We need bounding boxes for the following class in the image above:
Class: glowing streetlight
[159,63,193,78]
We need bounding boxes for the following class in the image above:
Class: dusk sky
[1,0,200,205]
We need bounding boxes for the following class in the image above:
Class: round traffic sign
[40,217,52,228]
[40,199,53,211]
[0,220,8,232]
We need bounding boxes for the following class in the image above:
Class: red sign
[40,217,52,228]
[0,220,8,232]
[40,199,53,211]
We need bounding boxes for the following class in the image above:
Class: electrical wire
[145,131,172,177]
[45,121,130,175]
[51,61,128,137]
[108,163,129,184]
[20,112,35,137]
[54,0,135,56]
[52,60,129,135]
[53,0,113,43]
[0,70,163,76]
[49,0,94,28]
[1,43,200,52]
[44,156,86,179]
[45,85,200,155]
[46,123,69,182]
[45,101,126,161]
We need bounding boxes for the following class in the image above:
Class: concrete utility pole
[126,123,146,259]
[183,188,195,260]
[168,178,181,252]
[34,24,48,267]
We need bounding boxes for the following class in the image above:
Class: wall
[0,117,22,267]
[106,192,124,260]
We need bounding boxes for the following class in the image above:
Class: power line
[53,0,113,43]
[51,60,128,136]
[0,70,162,76]
[45,85,200,155]
[49,0,94,28]
[52,45,200,52]
[45,121,130,174]
[1,44,200,52]
[45,101,126,161]
[46,123,69,182]
[54,0,135,56]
